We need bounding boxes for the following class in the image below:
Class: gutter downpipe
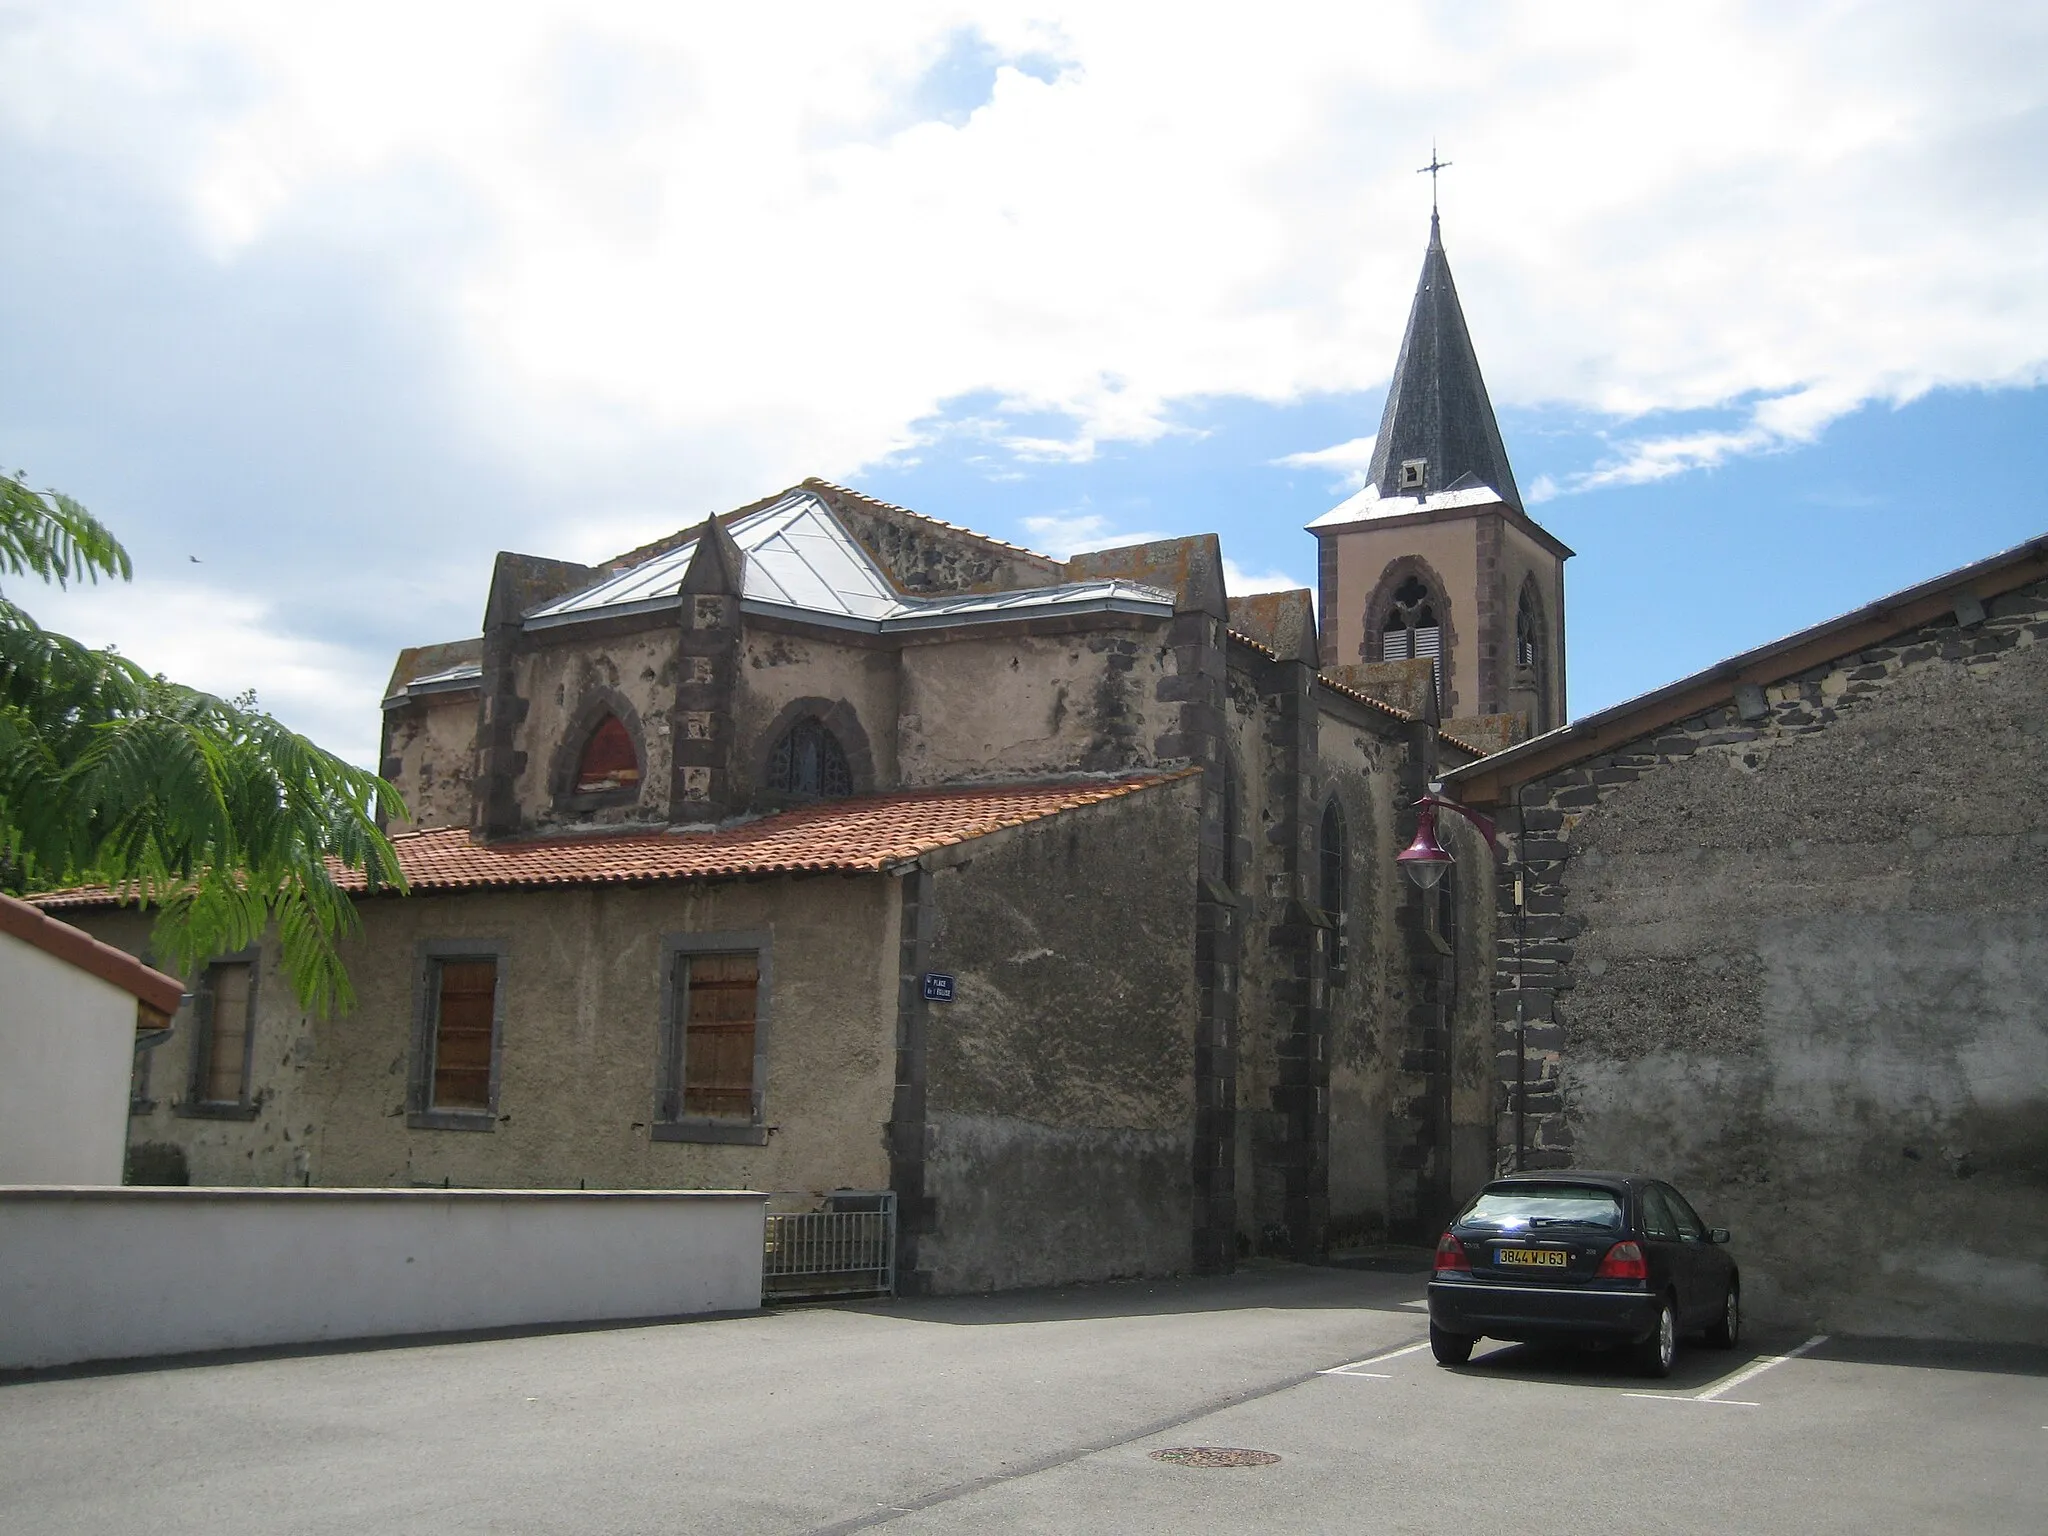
[1513,781,1530,1173]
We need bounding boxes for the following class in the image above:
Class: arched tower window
[1516,582,1541,672]
[1319,798,1349,982]
[574,715,641,796]
[767,717,852,799]
[1380,575,1443,692]
[1514,576,1551,731]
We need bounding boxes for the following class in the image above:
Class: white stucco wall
[0,933,137,1186]
[0,1187,767,1370]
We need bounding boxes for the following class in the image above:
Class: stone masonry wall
[1493,578,2048,1339]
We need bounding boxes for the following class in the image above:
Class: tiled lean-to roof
[31,774,1198,911]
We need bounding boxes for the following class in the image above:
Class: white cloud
[1019,511,1170,558]
[1274,434,1377,489]
[1222,559,1308,597]
[32,577,388,769]
[5,2,2048,753]
[1550,380,1873,495]
[12,2,2043,496]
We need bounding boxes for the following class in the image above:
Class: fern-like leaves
[1,480,408,1014]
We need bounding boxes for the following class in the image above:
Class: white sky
[5,1,2047,764]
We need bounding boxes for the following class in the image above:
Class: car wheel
[1430,1323,1475,1366]
[1706,1282,1740,1350]
[1632,1297,1677,1378]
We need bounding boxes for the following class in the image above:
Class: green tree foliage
[1,468,407,1013]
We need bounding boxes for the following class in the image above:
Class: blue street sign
[922,972,955,1002]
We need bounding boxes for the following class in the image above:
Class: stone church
[57,213,1563,1293]
[45,206,2046,1336]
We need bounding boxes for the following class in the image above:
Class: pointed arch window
[1381,577,1442,662]
[1516,583,1542,672]
[767,717,852,799]
[1380,575,1443,691]
[1319,798,1349,983]
[574,715,641,796]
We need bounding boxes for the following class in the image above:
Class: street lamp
[1395,780,1531,1173]
[1397,781,1500,888]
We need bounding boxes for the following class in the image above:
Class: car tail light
[1596,1240,1647,1280]
[1434,1232,1470,1274]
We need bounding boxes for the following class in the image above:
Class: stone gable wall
[1494,578,2048,1338]
[381,693,479,833]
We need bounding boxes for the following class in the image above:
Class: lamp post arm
[1414,793,1501,852]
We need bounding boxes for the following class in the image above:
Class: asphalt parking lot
[3,1263,2042,1534]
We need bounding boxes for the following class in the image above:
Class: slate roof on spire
[1362,213,1522,514]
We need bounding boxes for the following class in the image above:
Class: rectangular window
[430,959,498,1111]
[408,940,508,1130]
[203,962,252,1102]
[680,952,758,1117]
[178,957,259,1117]
[656,932,770,1145]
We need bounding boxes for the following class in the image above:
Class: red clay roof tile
[32,773,1196,910]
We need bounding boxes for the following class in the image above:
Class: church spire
[1365,215,1522,513]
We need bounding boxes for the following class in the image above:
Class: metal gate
[762,1191,895,1301]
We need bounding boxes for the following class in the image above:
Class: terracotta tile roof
[1228,628,1280,660]
[1436,730,1486,759]
[1317,671,1418,723]
[1314,672,1489,759]
[31,774,1198,911]
[0,891,186,1015]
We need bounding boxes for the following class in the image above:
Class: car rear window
[1459,1183,1625,1232]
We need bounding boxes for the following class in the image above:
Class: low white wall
[0,935,136,1185]
[0,1187,766,1370]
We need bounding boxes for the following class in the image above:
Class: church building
[60,218,1569,1293]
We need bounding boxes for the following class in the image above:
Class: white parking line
[1697,1334,1829,1401]
[1320,1340,1431,1376]
[1623,1334,1829,1407]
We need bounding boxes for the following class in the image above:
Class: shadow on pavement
[1808,1334,2048,1379]
[1440,1330,1813,1393]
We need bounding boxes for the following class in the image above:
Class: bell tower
[1311,213,1570,747]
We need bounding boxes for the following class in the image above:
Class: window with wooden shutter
[574,715,641,795]
[431,959,498,1111]
[407,940,508,1129]
[198,960,253,1104]
[680,952,759,1119]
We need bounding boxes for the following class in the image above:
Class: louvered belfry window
[767,717,852,798]
[1380,576,1443,693]
[676,952,760,1119]
[429,959,498,1111]
[1516,584,1541,671]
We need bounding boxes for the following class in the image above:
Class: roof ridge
[801,478,1056,562]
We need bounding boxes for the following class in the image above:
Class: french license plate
[1496,1247,1568,1268]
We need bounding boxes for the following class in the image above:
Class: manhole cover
[1149,1447,1282,1469]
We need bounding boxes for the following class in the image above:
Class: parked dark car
[1426,1171,1740,1376]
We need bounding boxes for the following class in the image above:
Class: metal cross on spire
[1417,142,1452,214]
